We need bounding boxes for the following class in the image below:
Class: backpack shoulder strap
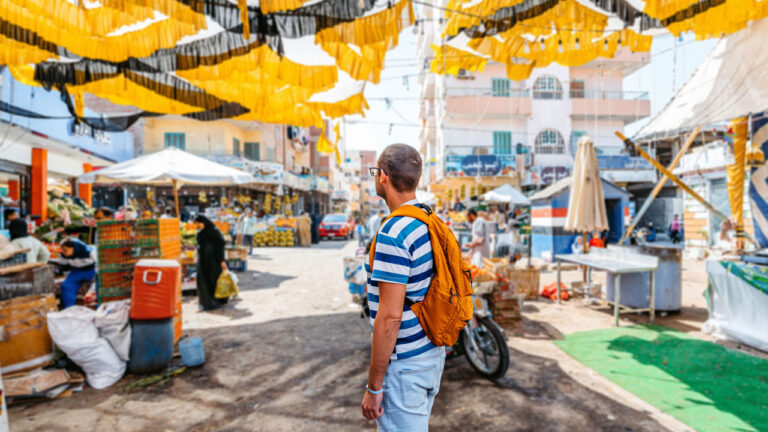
[367,204,433,270]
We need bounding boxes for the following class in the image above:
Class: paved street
[10,241,677,431]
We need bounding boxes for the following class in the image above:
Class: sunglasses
[369,167,387,177]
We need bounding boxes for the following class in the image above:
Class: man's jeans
[242,234,254,254]
[376,347,446,432]
[61,268,96,308]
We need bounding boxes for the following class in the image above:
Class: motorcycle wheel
[460,315,510,380]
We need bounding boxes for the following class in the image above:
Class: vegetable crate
[226,259,247,272]
[1,251,29,268]
[97,265,134,303]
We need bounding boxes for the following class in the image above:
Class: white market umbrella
[78,148,254,215]
[481,184,529,205]
[565,135,608,235]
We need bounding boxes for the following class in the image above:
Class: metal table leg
[587,266,593,299]
[649,270,655,323]
[556,259,562,305]
[614,273,621,327]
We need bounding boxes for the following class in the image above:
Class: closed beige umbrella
[565,135,608,244]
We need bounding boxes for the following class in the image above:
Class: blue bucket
[179,337,206,367]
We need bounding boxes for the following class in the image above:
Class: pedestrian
[355,217,366,246]
[160,208,174,219]
[362,144,445,431]
[54,238,96,308]
[669,214,682,244]
[240,208,257,255]
[571,235,584,254]
[9,219,50,264]
[589,231,605,248]
[465,208,490,267]
[366,210,382,237]
[193,215,228,311]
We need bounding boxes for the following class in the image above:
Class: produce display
[449,211,467,223]
[47,192,92,222]
[253,227,295,247]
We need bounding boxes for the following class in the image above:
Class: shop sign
[445,155,515,177]
[597,155,652,170]
[541,166,569,184]
[331,190,348,200]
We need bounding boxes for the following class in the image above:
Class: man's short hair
[467,208,478,217]
[61,238,76,249]
[378,144,422,193]
[96,207,114,218]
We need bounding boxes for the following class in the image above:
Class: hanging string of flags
[0,0,767,130]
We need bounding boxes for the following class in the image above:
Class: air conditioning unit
[456,69,474,80]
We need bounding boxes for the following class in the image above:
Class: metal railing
[569,90,649,100]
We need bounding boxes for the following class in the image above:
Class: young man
[465,208,490,267]
[361,144,444,431]
[55,238,96,308]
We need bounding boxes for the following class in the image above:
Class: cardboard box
[0,294,57,374]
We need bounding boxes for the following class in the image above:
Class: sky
[344,29,718,153]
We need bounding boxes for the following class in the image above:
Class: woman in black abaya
[194,215,229,311]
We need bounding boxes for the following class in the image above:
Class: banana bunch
[253,227,295,247]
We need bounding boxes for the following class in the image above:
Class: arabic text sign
[445,155,515,177]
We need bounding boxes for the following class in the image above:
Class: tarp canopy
[78,148,254,186]
[637,18,768,139]
[481,184,529,205]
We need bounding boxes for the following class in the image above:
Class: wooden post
[616,131,758,246]
[621,126,700,243]
[30,148,47,221]
[172,179,180,217]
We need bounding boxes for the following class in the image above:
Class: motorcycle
[344,252,510,381]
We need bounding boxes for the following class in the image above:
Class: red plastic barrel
[130,259,180,320]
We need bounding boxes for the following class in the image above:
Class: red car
[319,214,354,240]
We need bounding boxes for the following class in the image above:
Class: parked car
[319,214,354,240]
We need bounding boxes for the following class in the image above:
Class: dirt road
[10,241,675,431]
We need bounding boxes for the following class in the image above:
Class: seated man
[54,238,96,308]
[646,223,657,242]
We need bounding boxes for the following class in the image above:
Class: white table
[555,246,659,326]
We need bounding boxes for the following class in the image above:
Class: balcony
[570,90,650,122]
[581,47,651,75]
[444,88,531,118]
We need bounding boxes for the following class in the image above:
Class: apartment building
[416,6,653,208]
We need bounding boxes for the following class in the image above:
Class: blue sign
[446,155,515,177]
[597,155,652,170]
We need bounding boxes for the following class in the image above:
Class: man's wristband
[366,384,383,395]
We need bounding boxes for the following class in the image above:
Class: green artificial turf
[554,325,768,432]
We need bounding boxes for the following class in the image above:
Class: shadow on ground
[13,313,671,432]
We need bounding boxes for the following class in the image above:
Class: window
[493,131,512,155]
[535,129,565,154]
[491,78,511,97]
[232,138,241,157]
[164,133,185,150]
[532,75,563,99]
[266,146,275,162]
[244,142,260,161]
[570,131,586,156]
[570,80,585,98]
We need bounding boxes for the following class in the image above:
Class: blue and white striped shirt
[366,200,438,360]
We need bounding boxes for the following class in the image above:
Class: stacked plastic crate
[97,219,182,304]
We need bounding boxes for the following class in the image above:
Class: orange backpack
[368,204,474,346]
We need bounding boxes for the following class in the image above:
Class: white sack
[47,306,126,389]
[95,300,132,362]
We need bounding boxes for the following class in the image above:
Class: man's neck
[385,192,417,212]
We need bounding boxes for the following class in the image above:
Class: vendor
[54,238,96,308]
[194,215,229,311]
[589,231,605,248]
[9,219,50,264]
